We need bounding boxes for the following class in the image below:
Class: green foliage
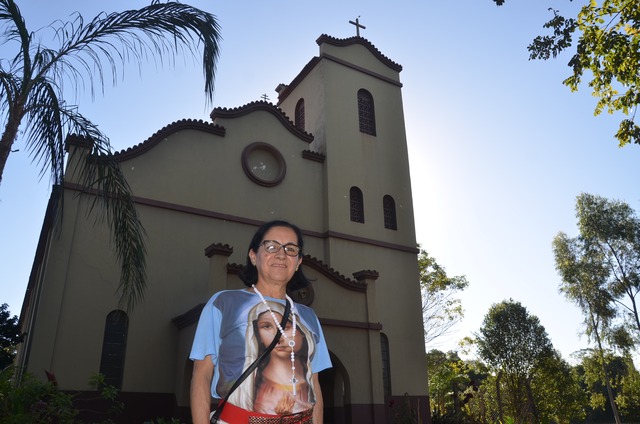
[530,353,587,422]
[493,0,640,147]
[475,300,555,422]
[0,369,191,423]
[0,367,78,423]
[0,304,22,370]
[616,357,640,421]
[426,350,493,423]
[577,350,640,422]
[0,368,127,423]
[554,193,640,351]
[418,249,469,346]
[427,347,591,423]
[476,300,554,378]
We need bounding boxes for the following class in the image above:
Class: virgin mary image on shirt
[228,300,316,415]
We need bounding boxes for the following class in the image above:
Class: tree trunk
[591,312,622,424]
[496,372,504,423]
[525,379,538,424]
[0,104,25,185]
[629,289,640,336]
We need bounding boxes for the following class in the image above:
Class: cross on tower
[348,17,366,37]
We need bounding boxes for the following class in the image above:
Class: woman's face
[249,226,302,287]
[257,311,304,356]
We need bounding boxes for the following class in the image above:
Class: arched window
[295,98,305,131]
[357,89,376,136]
[381,333,392,397]
[350,186,364,223]
[99,310,128,389]
[383,195,397,230]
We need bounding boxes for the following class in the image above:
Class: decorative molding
[322,54,402,88]
[110,119,225,162]
[316,34,403,72]
[172,303,205,329]
[204,243,233,258]
[227,263,244,275]
[63,183,419,255]
[302,255,368,292]
[276,57,321,103]
[302,150,325,163]
[211,100,314,143]
[353,270,379,281]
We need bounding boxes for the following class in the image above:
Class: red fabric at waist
[217,401,313,423]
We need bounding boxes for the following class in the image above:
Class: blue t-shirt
[190,289,332,413]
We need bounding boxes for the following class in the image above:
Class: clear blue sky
[2,0,639,363]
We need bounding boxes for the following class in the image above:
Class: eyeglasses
[260,240,301,257]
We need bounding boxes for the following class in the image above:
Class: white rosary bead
[252,285,299,395]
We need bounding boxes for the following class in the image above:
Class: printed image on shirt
[227,300,315,415]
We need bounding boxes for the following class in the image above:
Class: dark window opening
[383,195,397,230]
[350,186,364,223]
[358,89,376,136]
[99,310,128,389]
[295,98,305,131]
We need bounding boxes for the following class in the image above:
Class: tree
[475,299,555,423]
[0,303,22,370]
[550,192,640,424]
[577,350,640,422]
[426,350,487,424]
[553,233,623,423]
[530,352,587,423]
[419,249,469,347]
[492,0,640,147]
[0,1,221,310]
[554,193,640,347]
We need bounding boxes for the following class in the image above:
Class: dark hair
[239,220,310,291]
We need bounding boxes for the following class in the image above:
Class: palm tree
[0,0,221,311]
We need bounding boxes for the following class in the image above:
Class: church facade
[17,34,430,424]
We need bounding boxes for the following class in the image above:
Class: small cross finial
[348,17,366,37]
[260,93,270,102]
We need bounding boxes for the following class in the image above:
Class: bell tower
[277,33,428,422]
[278,34,416,257]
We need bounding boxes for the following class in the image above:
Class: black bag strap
[211,298,291,423]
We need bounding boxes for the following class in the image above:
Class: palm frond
[22,79,147,311]
[0,0,32,79]
[40,2,221,104]
[0,69,19,117]
[80,153,148,312]
[23,79,65,183]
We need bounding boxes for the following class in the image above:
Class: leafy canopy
[0,303,22,369]
[419,249,469,346]
[476,299,554,378]
[493,0,640,147]
[553,193,640,352]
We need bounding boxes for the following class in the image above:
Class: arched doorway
[319,351,350,424]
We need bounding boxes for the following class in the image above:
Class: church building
[17,32,430,424]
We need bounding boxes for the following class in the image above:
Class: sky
[2,0,640,364]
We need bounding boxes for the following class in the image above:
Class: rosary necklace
[252,284,299,395]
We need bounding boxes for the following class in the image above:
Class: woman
[190,220,331,424]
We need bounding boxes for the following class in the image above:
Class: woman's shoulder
[208,288,253,306]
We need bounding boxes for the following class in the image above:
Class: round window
[241,142,286,187]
